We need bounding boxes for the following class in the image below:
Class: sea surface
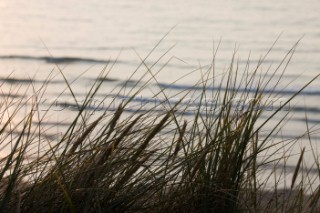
[1,0,320,186]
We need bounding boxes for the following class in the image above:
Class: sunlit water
[1,0,320,188]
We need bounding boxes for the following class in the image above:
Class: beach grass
[1,40,320,212]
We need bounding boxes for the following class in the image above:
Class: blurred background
[0,0,319,140]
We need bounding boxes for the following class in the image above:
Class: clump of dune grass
[1,38,320,213]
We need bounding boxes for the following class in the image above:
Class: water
[1,0,320,73]
[0,0,320,185]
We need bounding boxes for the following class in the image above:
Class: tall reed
[0,39,320,212]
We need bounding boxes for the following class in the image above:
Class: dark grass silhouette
[1,39,320,212]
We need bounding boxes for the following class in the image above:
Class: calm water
[1,0,320,78]
[0,1,320,177]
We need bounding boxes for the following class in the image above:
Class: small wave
[0,77,34,84]
[157,83,320,96]
[96,77,118,82]
[92,94,320,114]
[261,163,320,174]
[45,97,320,123]
[85,77,119,83]
[0,77,64,84]
[117,79,143,87]
[32,121,71,127]
[0,55,115,64]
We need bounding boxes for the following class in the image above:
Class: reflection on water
[0,0,320,76]
[0,0,320,174]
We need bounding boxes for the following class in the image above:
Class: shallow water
[1,0,320,76]
[0,0,320,182]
